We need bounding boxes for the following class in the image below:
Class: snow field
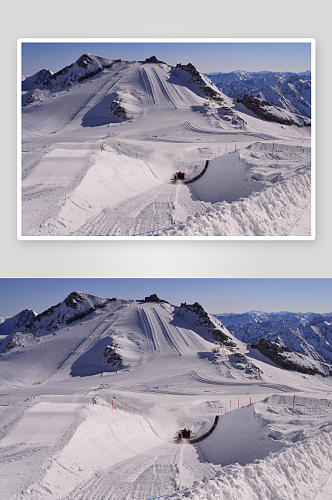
[170,395,332,500]
[170,430,332,500]
[22,146,162,235]
[22,140,311,237]
[158,170,311,236]
[3,393,331,500]
[4,296,331,498]
[21,58,312,237]
[0,401,163,500]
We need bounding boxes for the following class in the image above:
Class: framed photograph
[18,38,315,240]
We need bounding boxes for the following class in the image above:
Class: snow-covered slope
[1,292,332,500]
[206,70,311,118]
[175,395,332,500]
[22,68,53,91]
[0,308,36,336]
[20,54,312,237]
[215,311,332,364]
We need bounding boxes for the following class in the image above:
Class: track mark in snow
[187,371,297,393]
[182,121,277,140]
[137,309,160,353]
[63,441,217,500]
[71,182,201,236]
[151,308,182,356]
[140,68,157,107]
[150,68,178,109]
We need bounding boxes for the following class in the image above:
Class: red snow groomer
[174,428,191,441]
[171,171,187,182]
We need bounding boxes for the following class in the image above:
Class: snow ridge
[155,171,311,236]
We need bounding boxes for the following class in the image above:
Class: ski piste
[21,55,312,238]
[1,291,331,499]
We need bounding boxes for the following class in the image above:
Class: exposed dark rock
[237,94,310,126]
[173,63,224,104]
[4,332,22,350]
[24,89,42,104]
[179,302,236,349]
[144,294,165,303]
[251,338,332,376]
[76,53,94,68]
[109,99,128,121]
[24,292,116,332]
[103,343,125,369]
[64,291,84,308]
[143,56,166,64]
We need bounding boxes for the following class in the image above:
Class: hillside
[215,310,332,364]
[20,55,312,238]
[1,291,332,500]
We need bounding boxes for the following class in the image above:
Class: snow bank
[170,429,332,500]
[156,171,311,236]
[196,404,283,467]
[170,395,332,500]
[13,403,163,499]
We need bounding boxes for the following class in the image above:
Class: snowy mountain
[21,55,312,237]
[236,94,310,127]
[1,291,332,500]
[0,308,36,336]
[21,68,53,91]
[0,291,251,379]
[214,311,332,364]
[206,70,311,118]
[1,292,330,382]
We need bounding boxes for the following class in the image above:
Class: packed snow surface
[21,57,312,237]
[1,293,331,499]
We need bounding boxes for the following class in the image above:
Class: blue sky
[21,41,312,76]
[0,279,331,317]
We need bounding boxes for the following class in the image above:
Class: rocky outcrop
[251,338,332,376]
[237,94,310,127]
[103,343,125,369]
[177,302,237,349]
[109,99,129,121]
[144,294,166,303]
[172,63,224,104]
[23,291,116,333]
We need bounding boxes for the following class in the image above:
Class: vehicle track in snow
[187,371,297,393]
[71,67,130,122]
[63,441,217,500]
[150,307,183,356]
[140,68,157,107]
[181,121,277,140]
[71,181,208,236]
[137,308,160,353]
[150,67,178,109]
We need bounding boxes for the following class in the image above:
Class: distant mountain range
[0,292,331,380]
[205,70,311,119]
[214,311,332,364]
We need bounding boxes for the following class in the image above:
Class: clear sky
[0,278,331,318]
[21,41,312,76]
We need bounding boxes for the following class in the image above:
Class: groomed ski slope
[1,297,332,499]
[21,60,312,237]
[1,395,332,500]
